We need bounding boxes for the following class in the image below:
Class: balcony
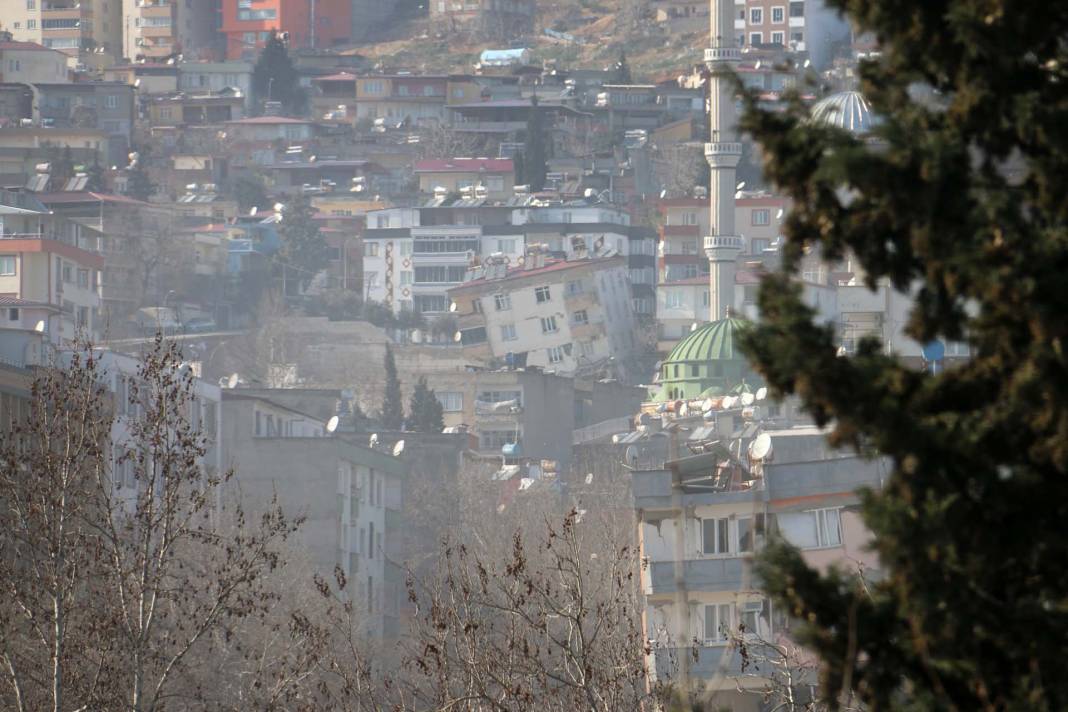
[452,120,526,133]
[646,557,750,595]
[703,235,744,252]
[652,645,746,679]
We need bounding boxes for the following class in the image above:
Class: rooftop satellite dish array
[366,433,405,458]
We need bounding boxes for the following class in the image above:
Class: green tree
[378,345,404,430]
[251,31,306,115]
[230,172,268,212]
[523,95,548,192]
[737,1,1068,710]
[124,146,155,201]
[278,194,328,293]
[407,377,444,433]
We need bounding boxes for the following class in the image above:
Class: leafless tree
[419,122,485,162]
[0,345,113,712]
[0,338,303,711]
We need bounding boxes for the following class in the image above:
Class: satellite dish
[449,301,458,312]
[411,329,422,344]
[392,439,405,457]
[518,477,534,491]
[453,331,462,343]
[326,415,339,433]
[690,322,698,332]
[702,398,714,412]
[624,445,638,466]
[33,320,46,332]
[750,433,773,461]
[721,395,738,409]
[369,433,379,447]
[736,181,746,191]
[756,387,768,401]
[740,392,755,406]
[775,208,784,219]
[679,402,689,417]
[227,373,239,389]
[273,202,284,212]
[249,206,258,216]
[585,472,593,485]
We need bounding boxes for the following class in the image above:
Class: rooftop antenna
[326,415,339,433]
[227,373,239,389]
[392,439,405,457]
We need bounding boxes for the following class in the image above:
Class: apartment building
[0,326,43,436]
[178,61,253,102]
[353,74,450,125]
[448,250,640,379]
[0,0,121,61]
[0,40,68,83]
[220,390,407,638]
[414,158,515,201]
[0,127,108,182]
[33,82,136,164]
[123,0,219,62]
[0,191,102,341]
[220,0,351,60]
[631,418,884,706]
[735,0,850,69]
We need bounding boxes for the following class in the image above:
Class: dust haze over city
[0,0,1062,708]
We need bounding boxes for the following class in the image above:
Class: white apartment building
[448,250,639,378]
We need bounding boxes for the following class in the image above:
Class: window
[749,7,762,23]
[0,256,15,276]
[414,266,466,283]
[436,391,464,412]
[789,1,804,16]
[284,126,304,140]
[752,238,770,254]
[540,316,558,334]
[791,31,804,43]
[27,19,36,28]
[495,238,516,253]
[752,209,770,226]
[579,339,594,357]
[485,175,504,192]
[771,5,784,22]
[738,517,755,553]
[572,309,588,325]
[703,603,733,644]
[547,345,565,364]
[26,0,35,8]
[565,279,584,295]
[364,242,379,257]
[480,429,517,450]
[778,508,842,549]
[105,95,118,109]
[534,286,551,303]
[499,323,517,341]
[413,295,449,313]
[8,308,19,322]
[750,32,763,45]
[666,291,683,308]
[702,518,731,555]
[77,269,89,289]
[238,7,276,18]
[63,263,72,283]
[76,307,89,329]
[771,31,785,45]
[494,293,511,311]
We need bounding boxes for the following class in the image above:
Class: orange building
[220,0,350,60]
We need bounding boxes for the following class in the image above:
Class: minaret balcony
[704,235,744,253]
[704,141,743,157]
[704,47,741,66]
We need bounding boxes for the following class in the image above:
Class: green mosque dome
[656,317,757,401]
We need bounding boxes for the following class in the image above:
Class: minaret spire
[704,0,744,320]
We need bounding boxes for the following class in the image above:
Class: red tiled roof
[0,41,56,51]
[0,295,54,308]
[415,158,513,173]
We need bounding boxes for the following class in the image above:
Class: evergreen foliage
[738,1,1068,709]
[523,95,548,192]
[407,377,444,433]
[379,345,404,430]
[125,150,155,202]
[251,32,306,115]
[278,193,328,291]
[85,159,106,192]
[614,51,632,84]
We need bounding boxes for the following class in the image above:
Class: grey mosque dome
[810,90,876,135]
